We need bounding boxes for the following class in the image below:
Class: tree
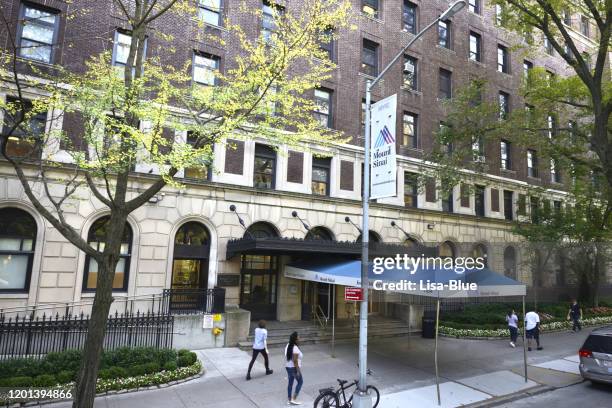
[491,0,612,202]
[0,1,351,406]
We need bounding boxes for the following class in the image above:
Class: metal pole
[523,295,528,382]
[435,298,441,406]
[332,285,336,358]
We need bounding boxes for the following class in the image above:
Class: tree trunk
[72,214,126,408]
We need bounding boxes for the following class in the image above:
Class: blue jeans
[286,367,303,400]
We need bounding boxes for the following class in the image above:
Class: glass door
[240,255,278,320]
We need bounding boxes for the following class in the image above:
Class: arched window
[439,241,456,259]
[83,216,132,291]
[472,243,488,267]
[356,230,382,243]
[171,222,211,291]
[405,237,419,247]
[245,222,278,239]
[175,222,210,246]
[0,208,36,292]
[504,246,517,279]
[305,227,334,241]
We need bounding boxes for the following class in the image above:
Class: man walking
[567,299,583,332]
[525,310,543,351]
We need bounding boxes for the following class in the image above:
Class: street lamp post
[353,2,467,407]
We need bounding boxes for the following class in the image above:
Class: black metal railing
[0,311,174,360]
[162,288,225,315]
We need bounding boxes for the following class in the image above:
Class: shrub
[142,362,161,375]
[177,351,197,368]
[163,361,177,372]
[98,366,128,380]
[127,364,147,377]
[33,374,57,387]
[56,370,75,384]
[3,376,33,387]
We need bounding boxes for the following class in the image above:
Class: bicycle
[313,378,380,408]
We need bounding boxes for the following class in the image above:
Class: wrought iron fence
[0,311,174,360]
[162,288,225,315]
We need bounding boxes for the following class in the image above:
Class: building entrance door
[240,255,278,321]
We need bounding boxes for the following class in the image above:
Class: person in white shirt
[246,320,273,380]
[284,331,303,405]
[505,310,519,348]
[525,310,543,351]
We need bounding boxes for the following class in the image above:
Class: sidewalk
[45,329,591,408]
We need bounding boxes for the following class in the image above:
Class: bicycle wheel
[367,385,380,408]
[314,391,340,408]
[347,386,380,408]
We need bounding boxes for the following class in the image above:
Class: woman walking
[246,320,273,380]
[506,309,519,348]
[285,331,303,405]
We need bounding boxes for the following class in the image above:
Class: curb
[464,385,555,408]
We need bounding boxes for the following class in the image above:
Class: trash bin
[422,317,436,339]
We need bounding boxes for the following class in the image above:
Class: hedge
[0,347,198,387]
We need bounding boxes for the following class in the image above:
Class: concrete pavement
[44,328,597,408]
[498,381,612,408]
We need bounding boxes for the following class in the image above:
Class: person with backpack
[246,320,273,380]
[506,309,519,348]
[284,331,303,405]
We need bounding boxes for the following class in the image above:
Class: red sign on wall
[345,287,363,301]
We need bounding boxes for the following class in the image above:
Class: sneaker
[510,342,516,348]
[528,347,532,351]
[246,374,251,381]
[537,347,543,350]
[266,369,274,375]
[290,400,302,405]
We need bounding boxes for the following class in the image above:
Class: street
[499,381,612,408]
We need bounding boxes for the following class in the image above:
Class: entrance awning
[284,259,526,298]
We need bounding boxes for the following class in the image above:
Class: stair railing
[313,305,328,330]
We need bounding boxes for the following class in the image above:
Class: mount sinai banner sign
[370,94,397,199]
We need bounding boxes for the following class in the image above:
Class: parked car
[579,326,612,384]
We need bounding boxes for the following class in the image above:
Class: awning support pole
[332,285,336,358]
[523,295,528,383]
[435,298,441,406]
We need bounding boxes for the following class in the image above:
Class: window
[362,0,379,18]
[403,1,417,34]
[403,55,417,90]
[530,196,540,223]
[184,131,211,180]
[551,159,561,183]
[472,136,484,159]
[499,91,510,120]
[475,185,485,216]
[198,0,222,26]
[83,216,132,291]
[112,31,147,73]
[563,9,571,26]
[362,39,379,77]
[500,140,511,170]
[262,1,284,43]
[497,45,509,73]
[193,53,220,86]
[504,190,513,220]
[314,89,332,128]
[523,60,533,79]
[442,190,454,213]
[312,157,331,196]
[553,200,562,213]
[0,208,36,292]
[2,97,47,159]
[495,4,503,25]
[581,16,590,37]
[438,20,451,49]
[438,68,452,99]
[439,122,453,154]
[17,4,59,63]
[469,32,481,62]
[319,27,334,60]
[404,173,418,208]
[402,112,417,148]
[544,37,554,55]
[469,0,480,14]
[527,149,538,178]
[254,144,276,189]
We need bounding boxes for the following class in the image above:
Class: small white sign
[370,94,398,199]
[202,314,214,329]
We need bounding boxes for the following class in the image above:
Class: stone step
[247,321,412,340]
